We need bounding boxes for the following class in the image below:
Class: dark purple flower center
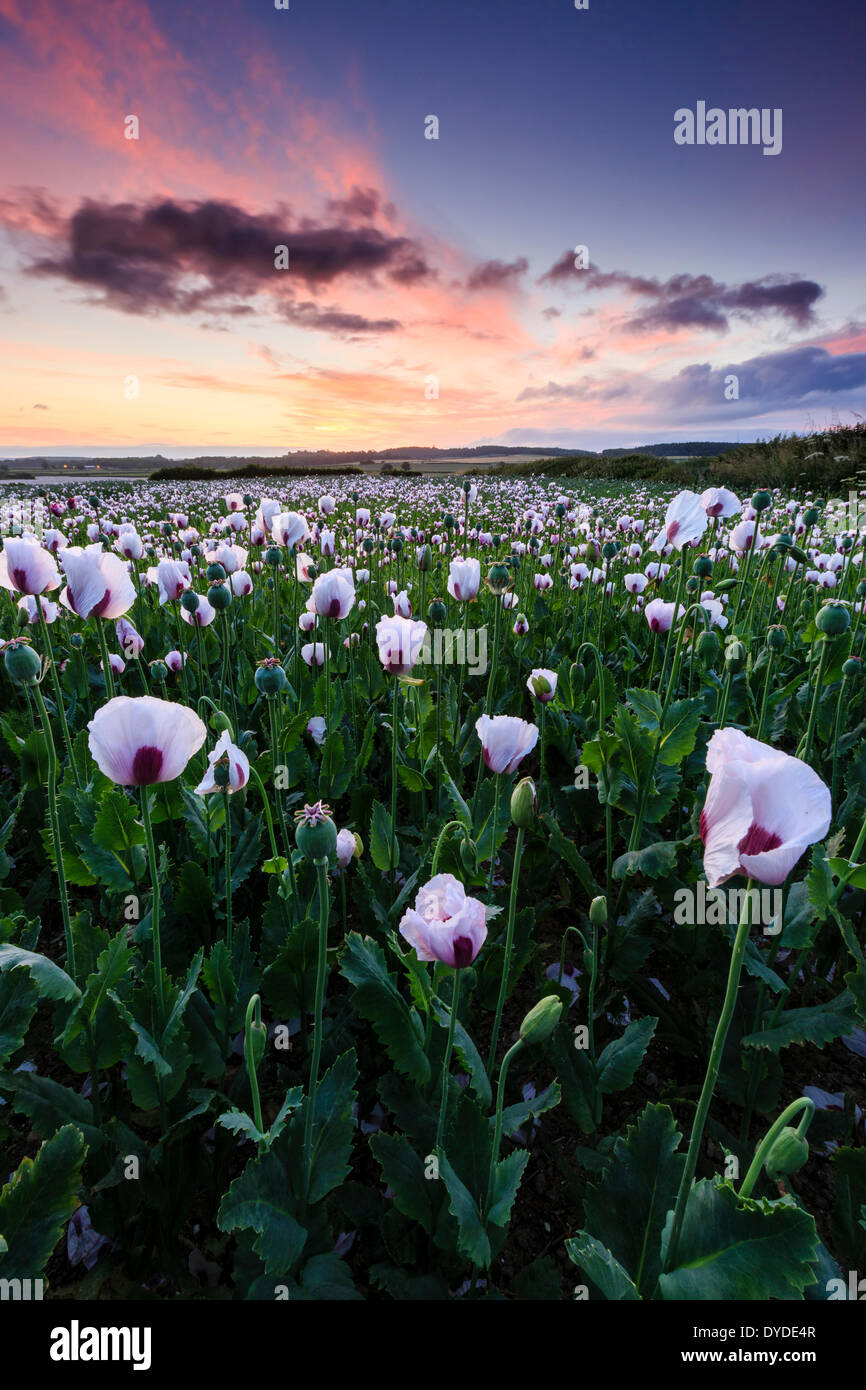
[131,746,164,784]
[737,823,782,857]
[453,935,475,969]
[12,567,29,592]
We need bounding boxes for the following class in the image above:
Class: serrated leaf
[596,1016,657,1094]
[0,945,80,1003]
[369,800,398,871]
[659,1180,819,1300]
[339,934,429,1085]
[0,1125,87,1278]
[369,1133,433,1233]
[741,990,855,1053]
[486,1150,529,1227]
[438,1151,491,1267]
[566,1233,640,1300]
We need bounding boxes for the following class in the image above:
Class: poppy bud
[725,638,747,672]
[589,895,608,928]
[210,709,234,735]
[418,544,432,572]
[519,996,562,1045]
[696,629,721,664]
[510,776,537,829]
[763,1126,809,1180]
[570,661,586,695]
[459,835,478,874]
[149,661,168,683]
[249,1019,268,1070]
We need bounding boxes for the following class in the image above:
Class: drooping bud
[696,629,721,664]
[725,638,747,672]
[3,640,42,686]
[763,1126,809,1180]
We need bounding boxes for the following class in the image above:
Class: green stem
[485,1037,524,1213]
[32,680,75,977]
[435,969,462,1151]
[663,882,755,1275]
[139,789,166,1029]
[487,823,524,1074]
[301,857,331,1215]
[738,1098,815,1200]
[244,993,265,1144]
[36,604,81,788]
[223,790,233,954]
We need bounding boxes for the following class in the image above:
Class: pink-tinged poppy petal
[0,539,61,595]
[88,696,206,786]
[700,762,753,888]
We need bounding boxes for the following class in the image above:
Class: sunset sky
[1,0,864,456]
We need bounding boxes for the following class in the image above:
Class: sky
[1,0,864,456]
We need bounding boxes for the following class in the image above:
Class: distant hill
[600,442,740,459]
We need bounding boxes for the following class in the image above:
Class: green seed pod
[763,1126,809,1180]
[392,535,404,553]
[209,583,232,611]
[213,759,231,789]
[694,555,713,578]
[206,562,227,583]
[802,506,820,526]
[487,562,511,594]
[584,540,597,565]
[510,776,537,829]
[751,490,772,512]
[3,641,42,685]
[766,624,787,652]
[363,537,375,553]
[519,996,563,1046]
[696,629,721,664]
[685,575,700,594]
[70,631,84,648]
[443,513,456,530]
[589,895,608,928]
[842,657,861,678]
[462,479,473,495]
[555,503,567,519]
[816,602,851,636]
[254,659,288,695]
[149,661,168,683]
[265,546,282,566]
[602,541,618,560]
[306,563,318,581]
[180,590,199,613]
[294,805,338,861]
[428,598,447,625]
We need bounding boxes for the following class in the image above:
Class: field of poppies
[0,473,864,1303]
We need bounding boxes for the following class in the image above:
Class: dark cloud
[280,300,401,335]
[662,345,866,411]
[326,186,396,224]
[537,254,823,333]
[465,257,528,292]
[32,402,48,409]
[25,196,435,322]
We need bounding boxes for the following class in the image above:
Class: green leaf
[0,1125,87,1278]
[297,1049,357,1205]
[369,1133,433,1233]
[369,800,398,871]
[438,1151,491,1267]
[612,841,678,881]
[340,934,430,1085]
[58,927,134,1071]
[582,1102,684,1298]
[498,1080,561,1139]
[548,1021,598,1134]
[542,814,599,897]
[566,1233,640,1300]
[217,1147,307,1277]
[487,1150,529,1227]
[596,1017,657,1094]
[0,945,80,1003]
[432,998,491,1108]
[658,698,701,766]
[0,1067,104,1149]
[0,966,37,1066]
[741,990,855,1053]
[626,687,662,731]
[299,1252,363,1301]
[659,1180,819,1300]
